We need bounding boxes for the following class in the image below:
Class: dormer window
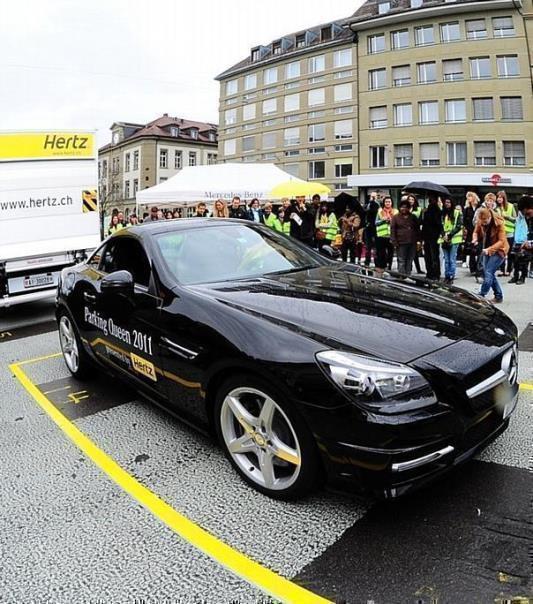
[411,0,423,7]
[321,26,332,42]
[272,41,281,55]
[170,126,179,137]
[251,47,260,61]
[207,131,216,142]
[112,131,120,144]
[378,1,391,14]
[296,34,306,48]
[189,129,198,140]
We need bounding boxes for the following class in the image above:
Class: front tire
[214,374,321,500]
[58,310,94,380]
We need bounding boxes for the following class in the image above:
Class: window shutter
[501,97,523,119]
[443,60,462,76]
[370,106,387,121]
[420,143,439,160]
[503,141,524,156]
[395,144,412,158]
[475,141,495,156]
[473,98,493,120]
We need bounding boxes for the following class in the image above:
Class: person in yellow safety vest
[375,196,398,272]
[406,194,424,274]
[107,214,124,236]
[316,203,338,250]
[262,202,277,229]
[273,208,291,235]
[438,197,463,284]
[495,190,517,276]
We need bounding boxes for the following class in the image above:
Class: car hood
[189,265,496,363]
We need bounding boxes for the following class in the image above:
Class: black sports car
[56,219,519,500]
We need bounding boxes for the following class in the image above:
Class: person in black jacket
[421,195,442,280]
[290,196,315,246]
[228,196,249,220]
[363,191,380,266]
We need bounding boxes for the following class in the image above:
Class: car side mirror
[101,270,134,295]
[319,245,340,260]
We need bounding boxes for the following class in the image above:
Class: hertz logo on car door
[0,132,95,161]
[130,353,158,382]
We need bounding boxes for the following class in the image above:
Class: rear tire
[58,309,94,380]
[214,374,321,500]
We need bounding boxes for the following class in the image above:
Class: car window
[100,238,151,287]
[155,224,322,285]
[87,243,106,269]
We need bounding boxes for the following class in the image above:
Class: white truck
[0,130,101,307]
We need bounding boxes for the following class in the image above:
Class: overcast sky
[1,0,361,147]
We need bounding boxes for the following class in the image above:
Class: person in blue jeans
[439,198,463,284]
[472,208,510,303]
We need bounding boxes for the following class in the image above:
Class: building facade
[216,0,532,202]
[98,115,218,218]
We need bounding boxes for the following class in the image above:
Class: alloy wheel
[59,315,79,373]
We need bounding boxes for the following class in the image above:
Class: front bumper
[315,386,518,499]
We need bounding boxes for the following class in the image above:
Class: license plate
[23,274,54,289]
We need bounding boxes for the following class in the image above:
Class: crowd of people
[107,190,533,304]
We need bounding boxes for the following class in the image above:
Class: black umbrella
[404,181,451,197]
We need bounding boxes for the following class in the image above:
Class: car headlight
[316,350,434,409]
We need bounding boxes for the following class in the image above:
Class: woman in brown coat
[473,208,509,303]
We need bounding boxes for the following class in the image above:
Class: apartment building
[216,0,532,201]
[98,114,218,216]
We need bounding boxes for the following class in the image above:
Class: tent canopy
[136,163,319,207]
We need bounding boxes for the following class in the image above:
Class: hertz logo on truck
[0,132,94,162]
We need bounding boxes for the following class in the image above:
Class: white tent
[136,163,309,208]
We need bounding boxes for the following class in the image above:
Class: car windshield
[155,224,323,285]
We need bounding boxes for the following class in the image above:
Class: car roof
[123,218,255,238]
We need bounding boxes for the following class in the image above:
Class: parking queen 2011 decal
[84,306,153,356]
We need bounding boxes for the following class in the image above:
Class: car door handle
[83,292,96,303]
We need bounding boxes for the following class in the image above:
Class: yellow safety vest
[376,209,398,238]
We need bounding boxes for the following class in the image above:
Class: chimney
[163,113,168,117]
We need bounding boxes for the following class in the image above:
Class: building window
[419,101,439,124]
[470,57,491,79]
[174,151,182,169]
[334,83,352,102]
[368,34,385,54]
[308,76,325,85]
[112,157,120,173]
[159,149,168,168]
[284,127,300,146]
[493,16,515,37]
[285,82,300,90]
[445,99,466,123]
[334,120,352,139]
[334,70,353,79]
[378,1,391,14]
[243,103,256,121]
[124,180,130,199]
[474,141,496,165]
[440,22,460,43]
[321,26,332,41]
[370,146,387,168]
[296,34,306,48]
[501,97,523,120]
[242,135,255,153]
[369,68,387,90]
[308,110,325,118]
[284,163,300,177]
[190,129,198,140]
[226,79,238,95]
[503,141,525,166]
[417,62,436,84]
[308,123,325,143]
[272,41,282,55]
[442,59,463,81]
[335,106,354,115]
[262,132,276,149]
[447,142,467,165]
[224,139,236,156]
[309,147,326,155]
[284,93,300,113]
[308,161,325,179]
[411,0,423,6]
[188,152,196,167]
[391,29,409,49]
[335,144,353,152]
[334,49,352,68]
[208,131,216,142]
[285,61,300,79]
[133,151,139,170]
[262,98,277,115]
[225,108,237,125]
[170,127,179,137]
[394,144,413,167]
[472,97,494,121]
[263,67,278,85]
[415,25,434,46]
[125,153,130,172]
[370,106,388,129]
[308,55,325,73]
[284,114,302,123]
[392,65,411,87]
[244,73,257,90]
[308,88,325,106]
[420,143,440,166]
[335,159,353,177]
[133,179,139,195]
[243,123,256,131]
[466,19,487,39]
[284,150,300,157]
[394,104,412,126]
[497,55,519,77]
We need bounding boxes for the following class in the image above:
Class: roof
[99,115,218,153]
[215,19,354,80]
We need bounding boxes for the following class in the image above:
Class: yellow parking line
[519,383,533,391]
[9,356,331,604]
